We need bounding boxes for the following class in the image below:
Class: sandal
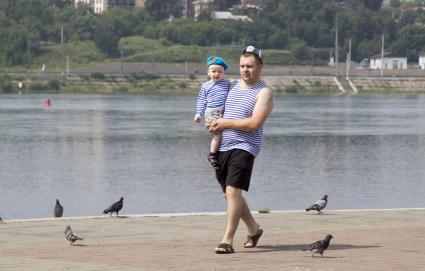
[206,154,220,169]
[215,243,235,254]
[243,228,263,248]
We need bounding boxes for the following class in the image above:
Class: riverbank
[1,209,424,270]
[2,62,425,94]
[3,73,425,95]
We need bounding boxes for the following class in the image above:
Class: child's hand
[194,114,201,122]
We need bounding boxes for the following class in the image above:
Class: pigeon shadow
[328,244,381,251]
[305,213,337,216]
[241,243,381,253]
[71,244,88,247]
[105,215,128,218]
[302,255,343,259]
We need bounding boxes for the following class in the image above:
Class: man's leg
[221,186,260,244]
[240,195,260,236]
[221,186,243,244]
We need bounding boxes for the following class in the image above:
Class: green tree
[93,18,120,56]
[0,11,9,28]
[1,23,28,65]
[390,0,401,8]
[48,0,72,8]
[267,28,289,48]
[212,0,240,10]
[145,0,183,21]
[361,0,384,11]
[393,24,425,61]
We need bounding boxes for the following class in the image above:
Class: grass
[26,41,107,73]
[2,36,244,72]
[119,36,243,64]
[5,36,297,72]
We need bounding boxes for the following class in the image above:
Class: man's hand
[205,87,272,132]
[206,119,225,133]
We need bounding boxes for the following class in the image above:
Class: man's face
[240,55,262,84]
[208,65,225,81]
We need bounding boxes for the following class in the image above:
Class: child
[194,56,230,169]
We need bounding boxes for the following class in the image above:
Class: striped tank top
[219,80,268,157]
[196,80,230,117]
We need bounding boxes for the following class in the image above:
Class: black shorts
[215,149,255,193]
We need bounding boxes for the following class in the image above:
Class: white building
[192,0,214,19]
[75,0,108,13]
[211,11,252,21]
[74,0,143,14]
[240,0,261,9]
[419,55,425,70]
[369,52,407,70]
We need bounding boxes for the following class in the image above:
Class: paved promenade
[1,209,425,271]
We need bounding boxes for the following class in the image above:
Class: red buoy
[44,98,52,109]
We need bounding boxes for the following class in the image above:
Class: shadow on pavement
[240,243,381,253]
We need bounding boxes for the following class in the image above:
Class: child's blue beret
[207,56,228,70]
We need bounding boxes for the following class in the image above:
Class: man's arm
[206,87,273,132]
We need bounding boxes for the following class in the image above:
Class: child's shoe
[207,153,220,169]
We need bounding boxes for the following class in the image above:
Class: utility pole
[61,26,65,76]
[346,38,351,78]
[120,50,124,74]
[310,47,314,76]
[380,34,384,78]
[66,55,70,75]
[26,38,31,70]
[335,16,339,77]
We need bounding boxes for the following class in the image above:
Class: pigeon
[305,194,328,214]
[64,225,83,245]
[103,196,124,217]
[54,199,63,218]
[0,216,3,222]
[302,234,333,257]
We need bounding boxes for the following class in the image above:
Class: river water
[1,93,425,219]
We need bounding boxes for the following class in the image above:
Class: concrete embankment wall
[261,76,425,93]
[351,77,425,92]
[5,62,425,93]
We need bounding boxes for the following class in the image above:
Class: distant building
[240,0,261,9]
[182,0,196,18]
[74,0,144,14]
[382,0,416,5]
[211,11,252,21]
[369,52,407,70]
[192,0,214,19]
[184,0,259,19]
[75,0,105,14]
[135,0,145,8]
[419,55,425,70]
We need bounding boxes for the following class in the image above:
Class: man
[206,45,273,254]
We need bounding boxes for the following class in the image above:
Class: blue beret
[207,56,228,70]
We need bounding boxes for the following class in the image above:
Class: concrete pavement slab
[1,209,425,270]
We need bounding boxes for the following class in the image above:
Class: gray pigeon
[302,234,333,257]
[305,194,328,214]
[103,196,124,217]
[64,225,83,245]
[54,199,63,218]
[0,216,3,222]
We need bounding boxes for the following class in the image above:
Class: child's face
[208,65,225,81]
